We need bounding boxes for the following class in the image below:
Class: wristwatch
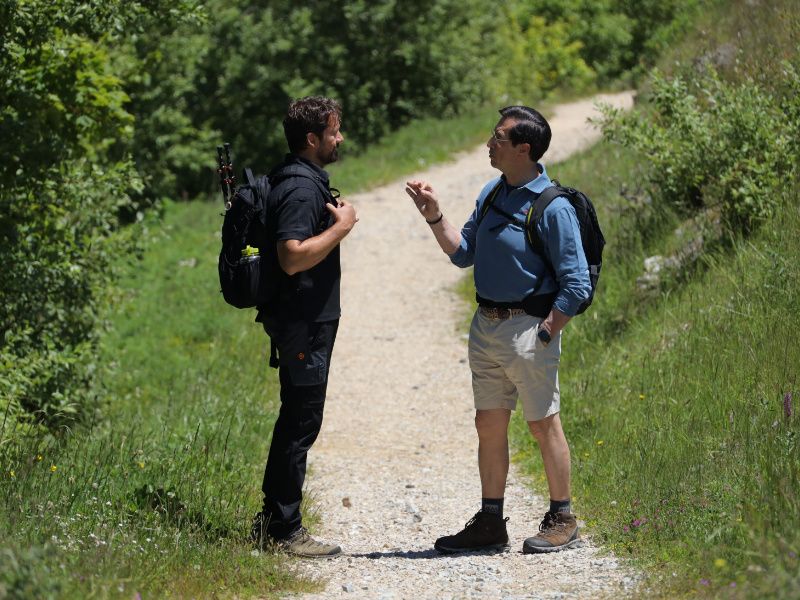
[537,327,551,346]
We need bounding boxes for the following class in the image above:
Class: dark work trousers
[260,319,339,539]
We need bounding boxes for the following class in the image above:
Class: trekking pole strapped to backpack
[216,143,236,210]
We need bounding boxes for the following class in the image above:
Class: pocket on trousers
[283,321,329,387]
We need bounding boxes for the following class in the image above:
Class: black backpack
[215,145,336,310]
[479,180,605,314]
[217,167,274,309]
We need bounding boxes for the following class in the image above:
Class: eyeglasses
[489,130,513,144]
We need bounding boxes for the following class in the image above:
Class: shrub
[599,67,796,233]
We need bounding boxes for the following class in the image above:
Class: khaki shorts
[468,309,561,422]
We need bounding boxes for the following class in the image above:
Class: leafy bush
[599,67,798,233]
[0,0,198,430]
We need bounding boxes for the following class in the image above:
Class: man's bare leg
[528,412,570,501]
[476,408,512,498]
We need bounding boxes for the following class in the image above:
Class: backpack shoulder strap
[243,167,256,188]
[476,180,504,225]
[529,185,568,225]
[525,184,570,262]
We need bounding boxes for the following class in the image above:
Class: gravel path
[283,92,637,599]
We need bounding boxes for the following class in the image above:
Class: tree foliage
[0,0,200,431]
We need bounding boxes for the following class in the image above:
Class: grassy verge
[0,201,317,598]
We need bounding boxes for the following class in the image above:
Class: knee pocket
[279,321,333,387]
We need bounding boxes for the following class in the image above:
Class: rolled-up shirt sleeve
[540,202,591,316]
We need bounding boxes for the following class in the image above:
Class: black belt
[476,292,556,319]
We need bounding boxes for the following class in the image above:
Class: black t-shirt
[266,155,341,322]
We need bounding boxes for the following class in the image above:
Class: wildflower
[639,394,645,400]
[583,452,590,458]
[50,465,57,473]
[36,454,43,462]
[9,470,15,478]
[596,440,604,446]
[789,551,797,559]
[699,579,710,586]
[784,392,793,419]
[714,558,727,569]
[729,582,737,588]
[138,462,145,469]
[623,525,630,533]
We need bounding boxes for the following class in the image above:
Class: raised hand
[405,180,441,223]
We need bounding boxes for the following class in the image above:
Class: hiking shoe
[434,511,509,554]
[278,527,341,558]
[522,511,581,553]
[251,514,340,558]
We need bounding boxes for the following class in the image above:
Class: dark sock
[549,498,571,514]
[481,497,504,517]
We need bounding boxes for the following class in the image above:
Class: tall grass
[499,141,799,597]
[0,202,314,598]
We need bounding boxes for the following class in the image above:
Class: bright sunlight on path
[283,92,637,600]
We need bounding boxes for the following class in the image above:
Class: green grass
[0,201,318,598]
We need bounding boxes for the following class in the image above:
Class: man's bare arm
[277,200,358,275]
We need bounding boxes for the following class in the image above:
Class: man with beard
[251,96,357,557]
[405,105,590,554]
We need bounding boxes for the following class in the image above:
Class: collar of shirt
[500,163,552,196]
[285,153,330,186]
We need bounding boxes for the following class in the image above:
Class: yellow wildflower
[50,465,57,473]
[596,440,604,446]
[714,558,727,569]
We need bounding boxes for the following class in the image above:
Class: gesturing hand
[405,180,441,223]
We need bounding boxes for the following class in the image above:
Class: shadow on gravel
[350,548,511,560]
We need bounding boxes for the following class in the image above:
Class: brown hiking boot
[522,511,581,553]
[278,527,342,558]
[434,511,509,554]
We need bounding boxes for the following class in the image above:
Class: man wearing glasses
[405,105,590,554]
[251,96,358,558]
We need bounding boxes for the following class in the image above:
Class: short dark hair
[498,105,551,162]
[283,96,342,154]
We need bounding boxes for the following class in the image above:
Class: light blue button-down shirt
[449,165,591,317]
